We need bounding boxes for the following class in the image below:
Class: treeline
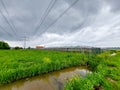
[0,41,31,50]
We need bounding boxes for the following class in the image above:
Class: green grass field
[0,50,87,85]
[0,49,120,90]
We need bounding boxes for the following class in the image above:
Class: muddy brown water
[0,66,90,90]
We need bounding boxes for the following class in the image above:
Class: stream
[0,66,91,90]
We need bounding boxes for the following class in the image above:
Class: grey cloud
[65,0,102,15]
[105,0,120,12]
[0,0,120,47]
[0,0,52,38]
[43,0,103,34]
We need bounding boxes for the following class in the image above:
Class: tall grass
[64,50,120,90]
[0,50,88,85]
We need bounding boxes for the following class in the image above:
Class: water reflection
[0,66,90,90]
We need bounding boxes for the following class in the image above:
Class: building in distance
[36,45,45,49]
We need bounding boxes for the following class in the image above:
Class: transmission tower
[18,35,29,49]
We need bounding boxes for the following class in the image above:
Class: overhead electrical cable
[0,25,15,39]
[36,0,79,36]
[32,0,92,47]
[0,0,17,37]
[1,0,18,36]
[33,0,58,36]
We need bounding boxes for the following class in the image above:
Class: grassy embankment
[0,50,88,85]
[64,50,120,90]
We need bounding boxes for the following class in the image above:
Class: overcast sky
[0,0,120,47]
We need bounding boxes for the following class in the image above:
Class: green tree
[0,41,10,49]
[14,46,23,50]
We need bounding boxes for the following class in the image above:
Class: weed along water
[0,66,90,90]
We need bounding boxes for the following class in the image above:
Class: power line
[0,25,15,39]
[33,0,58,36]
[0,0,17,37]
[36,0,79,36]
[1,0,18,36]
